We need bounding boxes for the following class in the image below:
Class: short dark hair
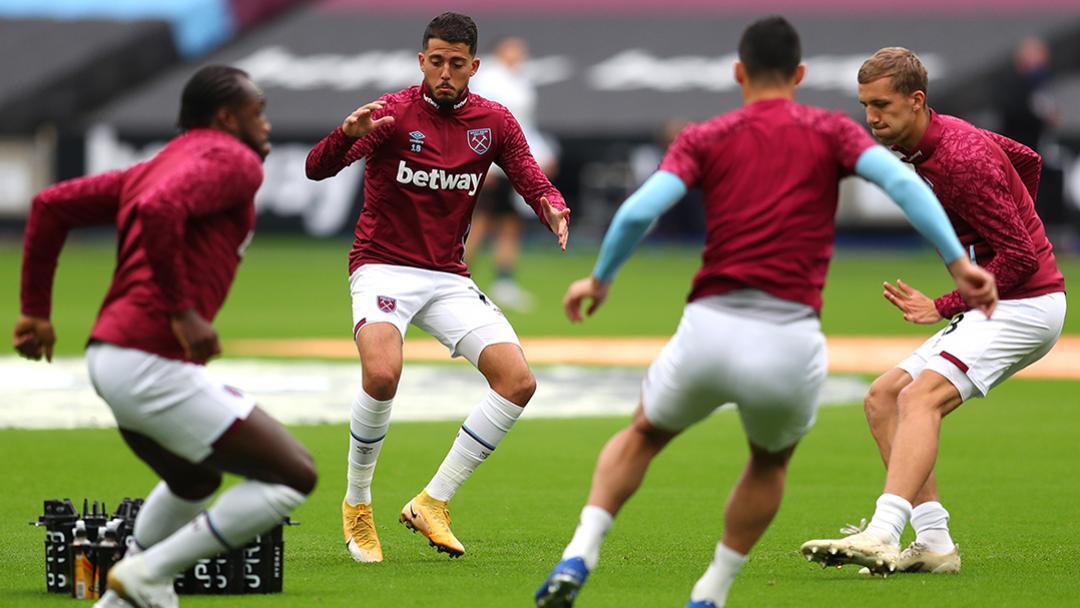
[738,16,801,82]
[177,65,252,131]
[422,12,478,55]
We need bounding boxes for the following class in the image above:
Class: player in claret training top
[535,17,996,608]
[306,12,570,562]
[801,47,1066,577]
[15,66,316,608]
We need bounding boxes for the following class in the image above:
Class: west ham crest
[377,295,397,313]
[467,128,492,155]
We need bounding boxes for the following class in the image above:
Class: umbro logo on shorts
[377,295,397,313]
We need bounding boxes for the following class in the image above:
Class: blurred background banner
[2,0,1079,239]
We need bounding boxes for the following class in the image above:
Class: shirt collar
[420,82,471,114]
[896,108,942,165]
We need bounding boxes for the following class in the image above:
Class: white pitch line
[0,357,868,430]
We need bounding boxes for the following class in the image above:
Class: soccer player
[305,12,569,562]
[800,47,1066,575]
[14,66,316,608]
[534,17,996,608]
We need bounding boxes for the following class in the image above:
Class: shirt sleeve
[831,114,877,175]
[931,134,1040,318]
[20,171,125,318]
[658,124,704,187]
[138,147,263,314]
[496,108,567,225]
[306,98,397,181]
[979,128,1042,202]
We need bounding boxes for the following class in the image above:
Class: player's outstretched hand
[564,276,610,323]
[342,101,395,138]
[13,315,56,362]
[541,197,570,251]
[170,309,222,362]
[948,257,998,319]
[883,280,942,324]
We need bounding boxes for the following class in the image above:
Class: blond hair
[858,47,928,96]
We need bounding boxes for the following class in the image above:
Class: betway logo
[396,161,482,196]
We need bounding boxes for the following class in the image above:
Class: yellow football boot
[399,490,465,557]
[342,499,383,562]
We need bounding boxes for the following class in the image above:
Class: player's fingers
[44,342,53,363]
[894,279,913,296]
[882,291,905,310]
[372,116,395,129]
[564,299,581,323]
[586,298,601,317]
[883,282,906,300]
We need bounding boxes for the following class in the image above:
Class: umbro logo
[409,130,425,153]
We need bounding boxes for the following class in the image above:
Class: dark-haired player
[15,65,316,608]
[801,47,1066,576]
[306,12,569,562]
[535,17,995,608]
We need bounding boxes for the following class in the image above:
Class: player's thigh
[349,264,433,341]
[412,273,520,365]
[920,292,1065,400]
[118,428,222,499]
[641,303,826,448]
[730,319,827,453]
[204,407,316,494]
[87,342,256,464]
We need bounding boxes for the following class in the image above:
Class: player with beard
[306,12,569,563]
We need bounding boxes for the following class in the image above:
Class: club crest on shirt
[467,128,491,155]
[377,295,397,314]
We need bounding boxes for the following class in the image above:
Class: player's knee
[864,379,898,424]
[166,470,223,501]
[491,367,536,406]
[362,366,400,400]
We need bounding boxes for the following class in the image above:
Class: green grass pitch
[2,236,1078,354]
[2,379,1078,606]
[1,237,1078,606]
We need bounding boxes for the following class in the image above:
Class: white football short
[897,292,1066,400]
[349,264,520,366]
[642,291,827,453]
[85,342,256,462]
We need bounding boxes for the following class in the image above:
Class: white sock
[561,505,613,571]
[866,493,912,546]
[425,390,523,501]
[346,389,393,505]
[911,501,954,552]
[140,481,304,579]
[689,543,747,607]
[130,481,211,553]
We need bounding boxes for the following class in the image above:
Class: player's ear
[213,106,239,133]
[471,57,480,76]
[418,51,426,72]
[734,61,746,86]
[910,90,926,113]
[793,64,806,86]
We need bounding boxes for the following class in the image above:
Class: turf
[2,378,1078,606]
[2,236,1078,356]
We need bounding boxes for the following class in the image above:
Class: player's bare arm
[13,314,56,362]
[541,196,570,251]
[341,101,395,138]
[169,308,222,362]
[563,276,610,323]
